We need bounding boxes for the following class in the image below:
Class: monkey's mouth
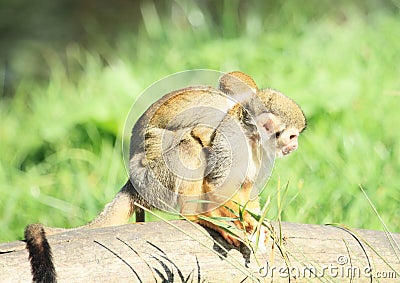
[282,145,297,156]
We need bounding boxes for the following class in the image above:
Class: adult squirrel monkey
[25,71,306,282]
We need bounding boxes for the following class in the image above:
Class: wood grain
[0,221,399,282]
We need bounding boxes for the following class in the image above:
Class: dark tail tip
[25,224,57,283]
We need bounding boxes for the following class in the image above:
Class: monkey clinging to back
[25,71,306,282]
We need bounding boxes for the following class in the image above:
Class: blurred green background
[1,0,399,242]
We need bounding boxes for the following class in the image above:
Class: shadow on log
[0,221,399,282]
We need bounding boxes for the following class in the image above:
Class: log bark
[0,221,399,282]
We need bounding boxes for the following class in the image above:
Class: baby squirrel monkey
[25,71,306,282]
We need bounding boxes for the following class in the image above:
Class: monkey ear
[263,118,275,134]
[259,113,282,135]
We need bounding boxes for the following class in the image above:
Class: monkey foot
[197,216,271,250]
[219,230,242,247]
[197,219,242,247]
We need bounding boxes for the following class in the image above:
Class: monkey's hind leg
[86,179,138,228]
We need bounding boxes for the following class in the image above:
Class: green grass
[1,1,399,242]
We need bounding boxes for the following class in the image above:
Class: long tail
[24,179,142,282]
[25,224,57,283]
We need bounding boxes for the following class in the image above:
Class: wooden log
[0,221,399,282]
